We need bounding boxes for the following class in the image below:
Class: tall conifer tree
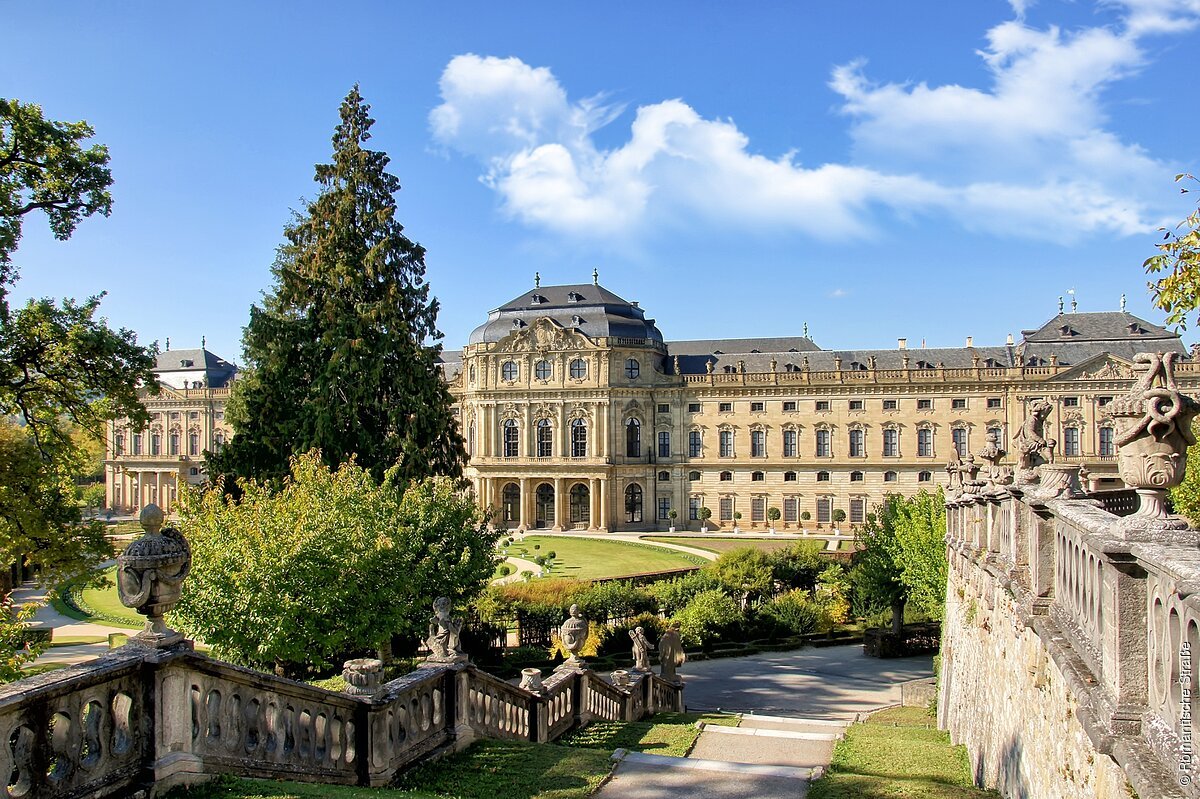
[211,87,464,487]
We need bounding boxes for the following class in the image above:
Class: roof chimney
[965,336,973,348]
[898,338,907,349]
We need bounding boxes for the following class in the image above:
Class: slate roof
[154,348,237,388]
[469,283,665,346]
[674,347,1015,375]
[667,337,821,356]
[1022,312,1175,343]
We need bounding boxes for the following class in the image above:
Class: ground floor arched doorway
[569,482,590,527]
[501,482,520,526]
[535,483,555,529]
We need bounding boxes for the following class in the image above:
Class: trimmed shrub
[575,581,657,622]
[672,590,743,648]
[646,570,722,616]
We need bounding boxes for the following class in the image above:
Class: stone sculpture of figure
[673,355,681,375]
[630,626,654,673]
[976,432,1013,489]
[1015,400,1057,477]
[658,624,686,683]
[945,448,964,495]
[425,597,467,664]
[557,604,589,669]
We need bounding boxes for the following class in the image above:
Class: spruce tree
[211,86,464,487]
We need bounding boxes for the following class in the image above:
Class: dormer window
[1059,325,1076,337]
[180,359,193,367]
[788,348,798,353]
[750,349,760,353]
[530,294,546,305]
[512,319,526,328]
[1128,322,1145,334]
[571,315,583,326]
[567,291,583,303]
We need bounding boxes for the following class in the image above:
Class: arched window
[502,482,520,522]
[719,471,732,481]
[850,471,864,482]
[816,471,831,482]
[468,364,476,383]
[503,419,519,457]
[570,483,590,525]
[502,361,518,381]
[570,358,587,379]
[625,484,643,523]
[213,432,224,453]
[467,423,476,457]
[783,471,797,482]
[918,470,932,482]
[626,418,641,457]
[884,471,898,482]
[658,470,670,482]
[535,359,551,381]
[571,418,587,457]
[751,471,765,482]
[688,470,701,481]
[537,418,553,457]
[625,358,641,379]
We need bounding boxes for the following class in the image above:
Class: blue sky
[4,1,1199,361]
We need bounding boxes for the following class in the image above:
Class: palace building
[107,280,1196,528]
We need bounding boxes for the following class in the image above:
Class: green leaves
[1146,173,1200,330]
[853,489,948,621]
[174,452,499,673]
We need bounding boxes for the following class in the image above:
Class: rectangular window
[952,428,967,457]
[883,399,898,410]
[918,428,932,457]
[751,430,766,457]
[719,430,733,458]
[952,398,967,410]
[1062,396,1079,407]
[783,497,798,522]
[657,403,670,414]
[751,497,765,522]
[1099,427,1115,457]
[783,429,797,457]
[1097,396,1113,407]
[689,430,702,457]
[658,497,672,521]
[816,429,831,457]
[918,399,932,410]
[987,426,1003,449]
[815,400,830,412]
[689,496,701,520]
[849,400,864,411]
[987,397,1002,409]
[750,401,764,412]
[850,498,865,524]
[783,401,797,412]
[132,434,142,456]
[719,402,733,413]
[719,497,734,521]
[688,403,702,413]
[816,498,831,524]
[849,429,864,457]
[1063,427,1080,456]
[658,431,671,458]
[883,428,898,457]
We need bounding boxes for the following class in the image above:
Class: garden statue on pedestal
[630,626,654,673]
[425,597,467,664]
[1015,400,1057,483]
[116,504,191,648]
[658,623,686,683]
[556,603,589,671]
[977,432,1013,490]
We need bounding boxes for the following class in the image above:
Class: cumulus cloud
[431,1,1196,243]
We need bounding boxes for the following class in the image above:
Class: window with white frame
[816,471,831,482]
[719,429,733,457]
[849,428,864,457]
[689,430,702,457]
[751,429,766,457]
[1099,426,1115,457]
[883,428,898,457]
[918,427,932,457]
[783,428,797,457]
[816,429,831,457]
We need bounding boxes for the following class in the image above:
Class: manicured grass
[502,536,704,580]
[808,706,998,798]
[48,635,108,647]
[22,662,69,677]
[557,711,739,757]
[642,536,801,554]
[77,566,147,628]
[164,739,614,799]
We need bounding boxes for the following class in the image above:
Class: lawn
[70,566,147,628]
[502,536,704,580]
[642,536,801,555]
[809,706,998,798]
[557,711,739,756]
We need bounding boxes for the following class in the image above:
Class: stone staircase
[599,712,851,798]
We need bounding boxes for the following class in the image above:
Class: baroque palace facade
[108,280,1198,529]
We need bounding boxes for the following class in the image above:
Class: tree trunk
[891,596,906,637]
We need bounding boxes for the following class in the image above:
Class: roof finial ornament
[1121,293,1127,312]
[534,272,540,289]
[1068,288,1077,313]
[1058,296,1064,315]
[165,337,170,351]
[201,335,206,349]
[803,322,809,338]
[592,267,599,286]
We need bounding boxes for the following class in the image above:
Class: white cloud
[431,2,1196,244]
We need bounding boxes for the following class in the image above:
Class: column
[599,479,609,532]
[554,477,566,531]
[589,478,600,531]
[519,477,530,530]
[133,472,141,510]
[156,471,164,512]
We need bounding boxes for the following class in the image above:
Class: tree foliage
[0,601,45,683]
[1146,174,1200,329]
[210,87,463,488]
[174,452,498,673]
[1170,420,1200,525]
[704,547,775,601]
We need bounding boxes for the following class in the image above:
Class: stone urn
[1107,352,1200,523]
[519,667,544,692]
[116,504,191,647]
[556,603,589,671]
[342,658,384,696]
[610,669,631,688]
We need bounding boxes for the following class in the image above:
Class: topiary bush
[672,590,743,648]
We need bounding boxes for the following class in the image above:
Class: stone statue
[425,597,467,664]
[658,624,686,683]
[976,432,1013,489]
[673,355,681,375]
[1015,400,1057,480]
[630,626,654,673]
[557,604,589,670]
[1107,352,1200,525]
[117,504,191,647]
[946,448,964,495]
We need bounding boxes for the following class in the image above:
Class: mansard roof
[153,347,237,388]
[667,336,822,356]
[468,283,665,346]
[1021,312,1175,344]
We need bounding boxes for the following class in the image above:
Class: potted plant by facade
[732,511,742,534]
[832,508,846,531]
[767,506,781,534]
[698,506,712,533]
[800,510,811,531]
[667,508,678,533]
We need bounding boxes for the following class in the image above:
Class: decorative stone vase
[342,658,384,696]
[1107,352,1200,522]
[116,504,190,647]
[1036,464,1085,500]
[519,667,544,692]
[610,669,631,688]
[556,603,590,671]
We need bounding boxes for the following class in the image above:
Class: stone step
[614,749,812,779]
[598,750,810,798]
[701,723,840,742]
[688,728,835,770]
[737,712,850,735]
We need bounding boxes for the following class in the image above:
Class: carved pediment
[495,317,593,352]
[1048,354,1134,382]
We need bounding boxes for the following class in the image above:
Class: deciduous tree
[210,87,463,488]
[1146,173,1200,329]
